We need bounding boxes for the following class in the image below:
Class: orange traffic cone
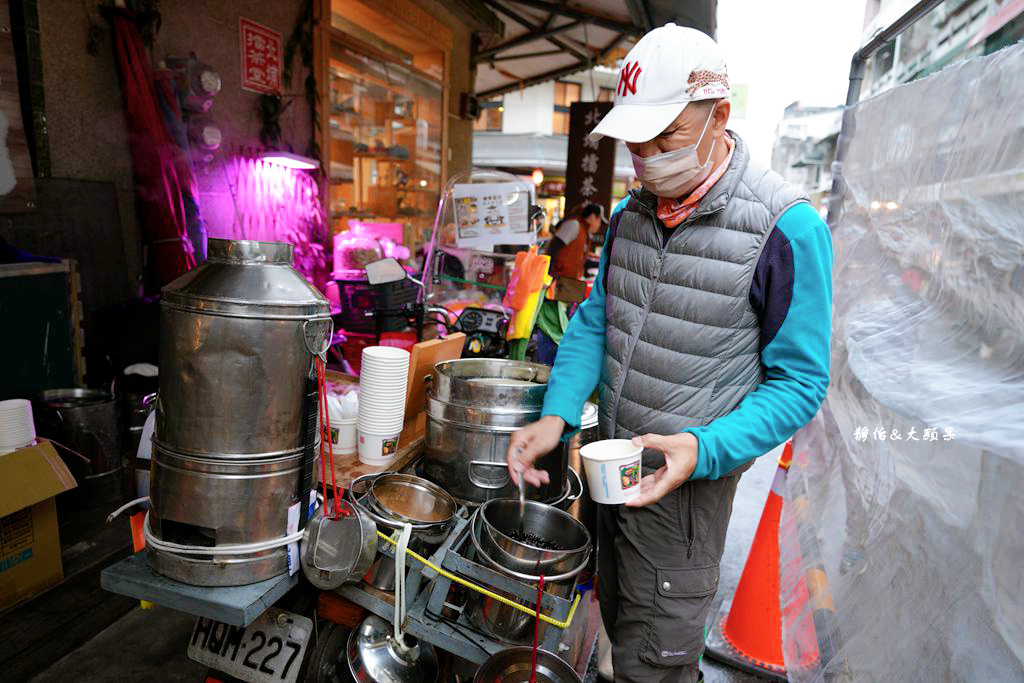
[704,441,818,679]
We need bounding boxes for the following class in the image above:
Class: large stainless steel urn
[149,239,330,586]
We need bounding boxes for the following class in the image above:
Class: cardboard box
[0,442,77,610]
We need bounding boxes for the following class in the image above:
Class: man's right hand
[506,415,565,488]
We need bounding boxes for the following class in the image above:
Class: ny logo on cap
[618,61,642,97]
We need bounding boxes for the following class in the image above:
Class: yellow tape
[376,529,581,630]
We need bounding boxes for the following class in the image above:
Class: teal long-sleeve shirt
[541,199,833,480]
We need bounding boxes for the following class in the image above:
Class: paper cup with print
[580,439,643,504]
[357,430,401,466]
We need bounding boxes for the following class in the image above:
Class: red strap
[530,574,545,683]
[315,356,347,518]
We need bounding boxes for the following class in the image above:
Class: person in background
[546,201,607,280]
[508,23,833,682]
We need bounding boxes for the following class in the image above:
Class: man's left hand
[624,432,700,507]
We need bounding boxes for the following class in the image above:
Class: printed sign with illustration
[619,460,641,490]
[452,182,533,249]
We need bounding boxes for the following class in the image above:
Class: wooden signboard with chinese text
[564,101,615,215]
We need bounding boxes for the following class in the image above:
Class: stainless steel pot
[424,397,567,505]
[430,358,550,408]
[466,504,590,644]
[477,499,590,575]
[473,647,582,683]
[34,388,123,507]
[424,359,565,505]
[147,442,318,586]
[347,473,456,591]
[566,401,599,527]
[150,238,331,586]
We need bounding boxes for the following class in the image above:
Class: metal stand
[337,515,583,666]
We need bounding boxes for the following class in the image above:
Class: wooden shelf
[353,152,412,162]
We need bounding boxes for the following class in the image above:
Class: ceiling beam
[473,19,586,62]
[477,57,593,99]
[502,0,642,35]
[483,0,592,63]
[488,48,564,62]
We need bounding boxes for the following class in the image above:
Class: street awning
[967,0,1024,48]
[473,0,717,99]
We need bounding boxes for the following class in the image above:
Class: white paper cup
[357,416,404,433]
[358,430,402,465]
[362,346,410,362]
[580,439,643,504]
[326,417,357,454]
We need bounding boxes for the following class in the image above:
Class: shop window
[474,98,504,132]
[553,81,581,135]
[326,37,443,254]
[327,0,449,255]
[597,86,615,102]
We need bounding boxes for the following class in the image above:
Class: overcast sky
[717,0,869,162]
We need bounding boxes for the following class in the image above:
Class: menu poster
[453,182,534,249]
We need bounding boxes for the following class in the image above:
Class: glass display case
[326,33,443,262]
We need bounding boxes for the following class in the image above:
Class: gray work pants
[597,474,741,682]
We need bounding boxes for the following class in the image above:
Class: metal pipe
[825,0,946,229]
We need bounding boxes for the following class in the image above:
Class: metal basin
[369,473,457,526]
[466,506,590,643]
[347,473,457,591]
[477,499,590,575]
[473,647,582,683]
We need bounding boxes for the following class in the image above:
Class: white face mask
[631,105,717,199]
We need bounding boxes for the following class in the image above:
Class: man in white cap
[508,24,833,681]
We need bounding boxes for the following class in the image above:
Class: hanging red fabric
[110,15,196,288]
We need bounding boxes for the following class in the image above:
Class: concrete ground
[30,453,778,683]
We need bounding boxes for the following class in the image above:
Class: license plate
[187,608,312,683]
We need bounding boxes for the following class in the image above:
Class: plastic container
[358,430,402,465]
[579,439,643,504]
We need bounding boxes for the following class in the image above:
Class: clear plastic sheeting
[779,43,1024,682]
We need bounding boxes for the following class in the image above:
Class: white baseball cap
[590,23,730,143]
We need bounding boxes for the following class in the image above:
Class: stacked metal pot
[468,499,591,643]
[148,239,331,586]
[424,359,577,507]
[346,473,458,591]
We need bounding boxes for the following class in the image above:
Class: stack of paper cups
[0,399,36,455]
[356,346,410,465]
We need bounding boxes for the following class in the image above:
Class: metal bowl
[473,647,582,683]
[477,499,590,574]
[347,614,438,683]
[368,473,457,526]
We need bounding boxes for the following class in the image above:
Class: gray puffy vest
[598,133,807,472]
